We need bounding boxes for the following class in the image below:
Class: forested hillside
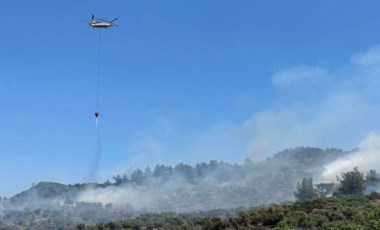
[76,147,345,211]
[0,147,347,228]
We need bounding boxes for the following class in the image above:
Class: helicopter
[88,14,118,29]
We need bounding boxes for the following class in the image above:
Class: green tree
[294,177,319,202]
[112,174,123,185]
[336,167,365,195]
[316,183,335,197]
[144,166,152,176]
[130,169,145,184]
[153,165,174,177]
[366,169,380,186]
[175,163,194,181]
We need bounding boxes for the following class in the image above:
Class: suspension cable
[96,29,102,112]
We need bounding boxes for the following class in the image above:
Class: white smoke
[108,45,380,173]
[82,45,380,213]
[76,176,192,212]
[322,132,380,181]
[240,45,380,161]
[67,44,380,210]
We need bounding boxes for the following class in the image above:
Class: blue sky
[1,0,380,196]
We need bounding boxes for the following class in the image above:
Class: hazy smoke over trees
[1,144,380,228]
[78,148,345,211]
[322,133,380,181]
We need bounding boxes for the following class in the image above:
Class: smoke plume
[322,132,380,181]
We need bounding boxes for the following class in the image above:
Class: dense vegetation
[71,167,380,229]
[3,147,346,212]
[3,194,380,229]
[69,194,380,229]
[109,147,344,187]
[1,147,369,229]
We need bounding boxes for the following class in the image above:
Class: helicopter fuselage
[89,21,113,28]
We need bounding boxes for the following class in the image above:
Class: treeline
[92,147,347,210]
[105,147,344,186]
[73,167,380,229]
[0,147,350,229]
[110,160,226,185]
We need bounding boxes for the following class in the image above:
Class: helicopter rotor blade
[111,18,118,22]
[92,14,94,21]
